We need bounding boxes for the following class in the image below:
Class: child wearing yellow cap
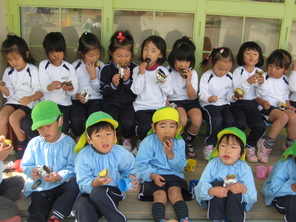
[73,111,139,222]
[262,141,296,222]
[135,107,193,222]
[195,127,257,222]
[20,100,79,222]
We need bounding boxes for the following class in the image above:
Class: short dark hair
[2,34,36,65]
[217,134,245,156]
[168,36,196,69]
[78,32,103,58]
[236,41,264,67]
[139,35,166,65]
[43,32,66,56]
[266,49,292,70]
[87,121,115,138]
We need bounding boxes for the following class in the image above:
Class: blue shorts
[138,174,193,201]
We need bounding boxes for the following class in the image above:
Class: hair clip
[182,36,189,41]
[214,46,218,49]
[219,48,224,54]
[117,32,126,43]
[206,57,210,60]
[8,32,15,36]
[84,30,91,35]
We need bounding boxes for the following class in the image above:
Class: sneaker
[13,159,22,173]
[257,138,272,164]
[122,138,132,152]
[186,143,196,158]
[203,145,214,160]
[0,215,22,222]
[282,142,288,151]
[48,217,61,222]
[180,218,192,222]
[160,220,178,222]
[246,147,258,162]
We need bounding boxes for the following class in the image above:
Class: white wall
[0,0,7,106]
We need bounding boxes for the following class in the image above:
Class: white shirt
[288,70,296,102]
[166,66,199,101]
[131,65,173,111]
[72,59,104,100]
[232,66,267,100]
[2,63,42,109]
[199,69,234,107]
[258,74,289,110]
[39,60,78,106]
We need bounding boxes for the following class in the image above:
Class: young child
[231,41,267,162]
[195,127,257,222]
[131,35,173,147]
[0,34,43,171]
[256,49,296,163]
[73,111,139,222]
[262,141,296,222]
[38,32,78,134]
[135,107,193,222]
[71,32,104,140]
[199,47,236,160]
[21,101,79,222]
[100,31,137,151]
[0,136,25,222]
[167,36,202,158]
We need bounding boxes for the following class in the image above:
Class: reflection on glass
[289,21,296,56]
[205,15,243,52]
[20,7,101,63]
[244,18,280,55]
[242,0,283,2]
[114,10,194,52]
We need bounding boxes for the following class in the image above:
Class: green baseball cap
[31,101,63,131]
[74,111,118,153]
[208,127,246,161]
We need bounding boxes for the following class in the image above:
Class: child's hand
[247,73,263,84]
[208,186,228,198]
[122,69,131,81]
[262,100,271,110]
[112,74,121,87]
[150,173,165,187]
[31,168,40,181]
[139,61,148,74]
[19,96,32,106]
[0,135,14,161]
[163,137,174,160]
[208,95,218,103]
[93,177,112,187]
[0,80,6,86]
[129,175,139,191]
[184,69,192,82]
[86,61,97,80]
[61,84,74,92]
[227,182,247,194]
[42,172,62,183]
[232,94,244,101]
[291,183,296,192]
[292,60,296,71]
[47,81,62,91]
[75,93,87,104]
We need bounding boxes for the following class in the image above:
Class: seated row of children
[1,102,295,222]
[1,30,296,173]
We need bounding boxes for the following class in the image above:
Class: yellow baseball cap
[147,106,182,139]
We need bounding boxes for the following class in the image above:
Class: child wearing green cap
[73,111,139,222]
[195,127,257,222]
[262,142,296,222]
[21,100,79,222]
[135,107,193,222]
